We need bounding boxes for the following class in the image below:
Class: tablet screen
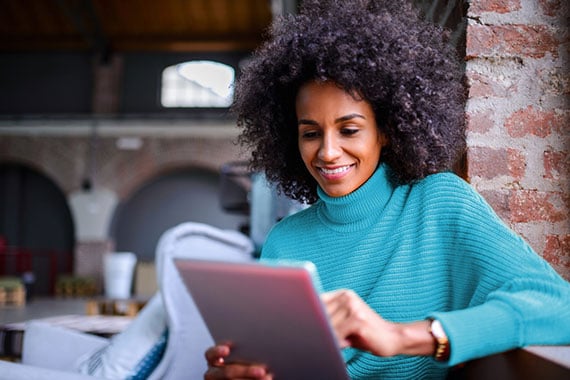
[175,259,350,380]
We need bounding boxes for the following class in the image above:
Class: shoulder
[414,171,473,195]
[403,172,502,224]
[260,204,319,259]
[265,201,323,239]
[410,173,533,250]
[269,203,319,236]
[411,172,488,207]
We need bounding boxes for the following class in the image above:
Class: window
[160,60,235,108]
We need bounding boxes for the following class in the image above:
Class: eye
[341,127,359,136]
[301,130,319,139]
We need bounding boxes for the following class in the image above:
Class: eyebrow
[336,113,366,123]
[297,113,366,125]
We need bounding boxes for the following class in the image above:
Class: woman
[204,1,570,379]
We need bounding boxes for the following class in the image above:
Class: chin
[321,187,353,198]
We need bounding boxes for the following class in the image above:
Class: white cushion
[75,293,167,379]
[22,322,109,371]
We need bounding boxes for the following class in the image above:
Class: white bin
[103,252,137,299]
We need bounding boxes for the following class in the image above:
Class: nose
[318,132,342,162]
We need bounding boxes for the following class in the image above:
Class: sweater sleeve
[432,272,570,365]
[427,178,570,366]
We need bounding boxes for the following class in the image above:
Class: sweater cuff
[430,302,522,366]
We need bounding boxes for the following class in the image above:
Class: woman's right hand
[204,343,273,380]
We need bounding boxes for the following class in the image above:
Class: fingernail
[251,366,266,377]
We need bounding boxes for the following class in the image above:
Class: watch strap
[428,318,450,362]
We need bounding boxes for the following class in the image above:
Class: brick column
[465,0,569,279]
[92,53,123,114]
[75,240,115,293]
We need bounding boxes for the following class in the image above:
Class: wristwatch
[428,318,450,362]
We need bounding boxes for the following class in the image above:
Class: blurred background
[0,0,291,297]
[2,0,567,302]
[0,0,470,298]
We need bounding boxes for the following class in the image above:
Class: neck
[316,164,395,230]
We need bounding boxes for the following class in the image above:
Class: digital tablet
[175,258,350,380]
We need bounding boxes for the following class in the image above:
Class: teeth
[320,166,350,174]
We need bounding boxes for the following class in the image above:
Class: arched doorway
[0,163,74,295]
[110,167,249,262]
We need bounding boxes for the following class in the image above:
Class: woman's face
[296,80,387,198]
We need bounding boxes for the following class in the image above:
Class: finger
[322,289,357,308]
[321,289,348,304]
[323,291,363,348]
[204,366,224,380]
[205,344,231,365]
[322,290,349,319]
[325,307,352,347]
[325,290,355,324]
[204,362,269,380]
[224,363,269,379]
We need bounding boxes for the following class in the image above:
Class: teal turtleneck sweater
[260,164,570,379]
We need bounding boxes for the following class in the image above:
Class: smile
[318,165,353,175]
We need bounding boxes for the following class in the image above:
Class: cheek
[297,143,311,169]
[359,142,382,170]
[298,140,312,162]
[372,137,385,160]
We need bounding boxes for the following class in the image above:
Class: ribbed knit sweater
[260,164,570,379]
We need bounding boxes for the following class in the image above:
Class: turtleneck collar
[316,163,395,230]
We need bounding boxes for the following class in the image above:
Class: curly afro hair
[234,0,466,204]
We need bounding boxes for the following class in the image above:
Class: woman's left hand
[321,289,402,357]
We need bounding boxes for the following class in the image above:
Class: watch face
[430,319,450,362]
[431,320,446,339]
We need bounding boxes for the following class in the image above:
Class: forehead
[295,81,372,115]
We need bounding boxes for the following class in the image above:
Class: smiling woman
[203,1,570,379]
[296,81,387,198]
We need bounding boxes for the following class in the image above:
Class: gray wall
[110,168,248,262]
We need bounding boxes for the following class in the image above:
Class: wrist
[395,320,436,357]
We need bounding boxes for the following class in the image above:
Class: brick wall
[0,124,246,288]
[465,0,569,279]
[0,126,244,198]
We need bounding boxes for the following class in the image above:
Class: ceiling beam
[0,37,262,53]
[55,0,109,56]
[110,38,264,53]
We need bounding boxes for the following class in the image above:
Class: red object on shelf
[0,246,72,295]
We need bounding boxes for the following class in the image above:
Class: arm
[432,272,570,365]
[322,290,438,358]
[320,180,570,365]
[427,176,570,365]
